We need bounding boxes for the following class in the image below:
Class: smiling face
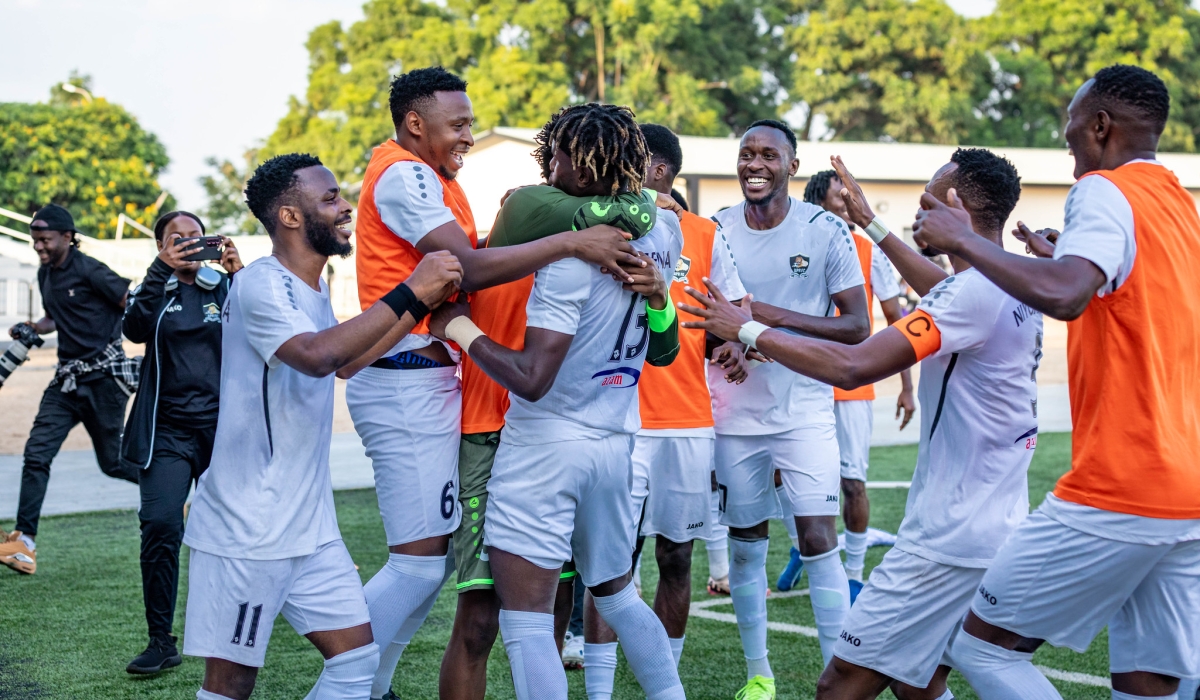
[404,90,475,181]
[1064,80,1103,180]
[737,126,798,205]
[294,166,353,257]
[30,225,72,267]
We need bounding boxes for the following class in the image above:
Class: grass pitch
[0,432,1111,699]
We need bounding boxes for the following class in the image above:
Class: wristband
[646,297,676,333]
[445,316,486,354]
[380,283,430,322]
[737,320,770,349]
[864,217,891,245]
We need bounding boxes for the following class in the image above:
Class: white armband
[737,321,771,350]
[445,316,486,354]
[865,217,891,244]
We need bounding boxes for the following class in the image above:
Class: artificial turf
[0,432,1111,699]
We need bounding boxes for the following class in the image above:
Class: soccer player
[708,119,870,698]
[579,122,749,699]
[681,146,1031,700]
[915,65,1200,700]
[180,153,463,700]
[341,67,648,698]
[430,110,686,700]
[439,104,669,700]
[776,171,915,595]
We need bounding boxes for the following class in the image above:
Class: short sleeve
[88,259,131,308]
[525,259,590,335]
[237,265,320,367]
[374,162,457,246]
[914,273,1000,358]
[709,225,748,300]
[869,244,901,302]
[822,218,866,295]
[1053,174,1136,296]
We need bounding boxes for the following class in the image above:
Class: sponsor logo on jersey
[203,302,221,323]
[673,255,692,283]
[166,303,183,313]
[789,253,810,278]
[591,366,641,388]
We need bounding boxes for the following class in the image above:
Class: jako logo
[839,630,862,647]
[166,304,183,313]
[686,521,704,530]
[825,494,839,502]
[591,367,641,388]
[978,585,998,606]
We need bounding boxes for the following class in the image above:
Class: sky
[0,0,997,212]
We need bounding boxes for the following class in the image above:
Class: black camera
[0,324,45,388]
[179,236,224,262]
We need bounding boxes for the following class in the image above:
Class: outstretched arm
[680,278,916,390]
[751,284,870,344]
[912,190,1105,320]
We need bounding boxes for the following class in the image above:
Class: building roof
[474,127,1200,188]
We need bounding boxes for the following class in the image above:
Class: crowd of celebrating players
[1,60,1197,700]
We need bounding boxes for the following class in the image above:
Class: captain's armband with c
[895,309,941,360]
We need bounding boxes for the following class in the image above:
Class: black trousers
[138,420,215,640]
[16,373,135,535]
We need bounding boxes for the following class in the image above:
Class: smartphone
[179,236,223,262]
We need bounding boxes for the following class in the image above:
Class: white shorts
[836,548,980,687]
[347,365,462,546]
[834,400,873,482]
[631,435,713,543]
[972,510,1200,679]
[713,424,841,528]
[485,433,636,587]
[182,540,370,667]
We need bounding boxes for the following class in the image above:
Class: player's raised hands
[679,277,754,343]
[830,155,876,229]
[913,188,974,256]
[568,224,641,283]
[711,341,752,384]
[406,250,464,308]
[654,192,684,220]
[618,251,668,308]
[428,296,471,341]
[1012,221,1058,258]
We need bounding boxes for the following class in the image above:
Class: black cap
[29,204,77,233]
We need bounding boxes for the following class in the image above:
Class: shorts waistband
[370,350,453,370]
[351,364,460,386]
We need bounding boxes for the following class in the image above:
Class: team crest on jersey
[202,302,221,323]
[673,255,692,283]
[789,253,811,278]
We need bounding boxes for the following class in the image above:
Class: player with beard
[180,154,463,700]
[428,104,685,700]
[916,65,1200,700]
[705,120,869,699]
[339,67,646,699]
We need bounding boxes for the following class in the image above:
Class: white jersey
[184,256,342,560]
[896,268,1042,568]
[501,215,684,445]
[868,240,901,302]
[708,198,864,435]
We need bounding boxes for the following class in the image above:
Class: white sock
[936,691,954,700]
[843,529,867,582]
[19,534,35,551]
[706,536,729,581]
[592,582,685,700]
[584,642,618,700]
[370,553,452,698]
[729,538,772,679]
[776,486,800,549]
[197,691,235,700]
[363,553,445,661]
[306,643,379,700]
[499,610,567,700]
[1177,677,1199,700]
[668,636,685,667]
[801,548,851,667]
[947,630,1062,700]
[1112,693,1176,700]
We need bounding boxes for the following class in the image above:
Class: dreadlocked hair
[802,170,837,206]
[536,103,649,195]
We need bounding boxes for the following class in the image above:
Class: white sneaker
[865,527,897,548]
[561,631,584,670]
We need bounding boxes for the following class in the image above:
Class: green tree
[0,80,172,239]
[198,152,264,235]
[975,0,1200,151]
[787,0,993,143]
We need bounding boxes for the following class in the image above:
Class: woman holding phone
[119,211,242,675]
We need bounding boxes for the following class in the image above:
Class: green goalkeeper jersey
[485,186,657,249]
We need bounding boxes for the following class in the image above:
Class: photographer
[120,211,241,675]
[0,205,138,576]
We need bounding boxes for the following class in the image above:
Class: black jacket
[120,259,229,472]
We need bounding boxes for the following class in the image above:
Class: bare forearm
[953,234,1097,320]
[878,235,947,297]
[751,302,869,344]
[464,338,556,402]
[280,303,410,377]
[756,330,914,390]
[334,314,420,379]
[33,318,55,335]
[458,236,572,293]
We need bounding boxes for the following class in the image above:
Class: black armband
[381,283,430,322]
